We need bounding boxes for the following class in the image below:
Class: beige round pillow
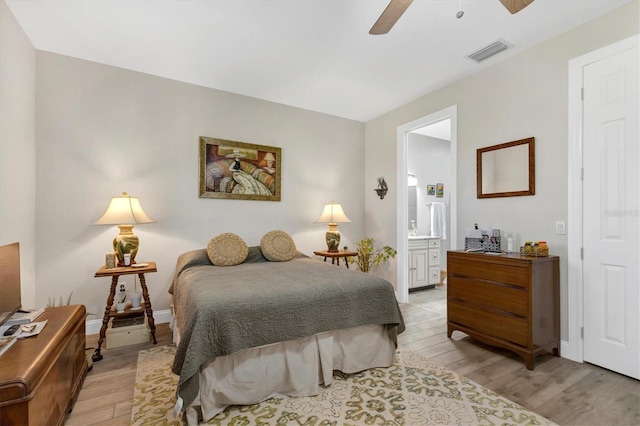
[207,233,248,266]
[260,230,297,262]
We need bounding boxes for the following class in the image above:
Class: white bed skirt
[172,323,396,425]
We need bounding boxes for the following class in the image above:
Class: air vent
[466,39,513,63]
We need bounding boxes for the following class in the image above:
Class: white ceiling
[6,0,631,122]
[411,118,451,141]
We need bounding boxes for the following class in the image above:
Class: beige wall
[364,1,640,340]
[0,1,36,307]
[33,52,365,318]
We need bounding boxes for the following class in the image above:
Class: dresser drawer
[448,257,529,288]
[448,276,528,317]
[448,301,529,347]
[428,239,440,248]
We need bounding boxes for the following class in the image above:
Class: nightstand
[93,262,158,361]
[313,250,358,268]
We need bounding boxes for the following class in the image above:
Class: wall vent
[466,39,513,63]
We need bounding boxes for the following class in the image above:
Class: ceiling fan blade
[369,0,413,35]
[499,0,534,14]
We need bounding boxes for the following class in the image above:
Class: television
[0,242,22,328]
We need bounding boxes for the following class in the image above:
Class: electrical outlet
[555,221,566,235]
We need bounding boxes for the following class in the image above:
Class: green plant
[348,237,397,273]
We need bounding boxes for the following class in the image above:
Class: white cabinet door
[409,248,429,288]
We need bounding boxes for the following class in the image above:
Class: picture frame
[199,136,281,201]
[427,185,435,196]
[436,183,444,198]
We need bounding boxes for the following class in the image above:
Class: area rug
[131,345,556,425]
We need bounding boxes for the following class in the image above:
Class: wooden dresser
[0,305,88,425]
[447,250,560,369]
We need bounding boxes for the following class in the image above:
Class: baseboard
[85,309,172,336]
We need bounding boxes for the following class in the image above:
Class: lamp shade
[314,202,351,224]
[94,192,155,225]
[94,192,155,265]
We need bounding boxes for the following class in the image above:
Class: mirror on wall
[477,137,535,198]
[408,174,417,232]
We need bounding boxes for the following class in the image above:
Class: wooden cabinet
[409,237,440,290]
[0,305,88,425]
[447,250,559,369]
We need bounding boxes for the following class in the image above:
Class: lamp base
[113,224,139,265]
[325,224,341,253]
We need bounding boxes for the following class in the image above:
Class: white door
[582,44,639,379]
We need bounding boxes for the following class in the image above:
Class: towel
[430,202,447,240]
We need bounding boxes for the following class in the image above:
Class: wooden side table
[313,250,358,268]
[93,262,158,360]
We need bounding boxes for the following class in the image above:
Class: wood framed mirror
[477,137,535,198]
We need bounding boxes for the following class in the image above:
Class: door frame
[566,35,639,362]
[396,105,458,304]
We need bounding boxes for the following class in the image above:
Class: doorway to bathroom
[396,105,457,304]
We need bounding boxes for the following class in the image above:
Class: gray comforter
[169,247,405,411]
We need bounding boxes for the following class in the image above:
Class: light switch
[555,221,566,235]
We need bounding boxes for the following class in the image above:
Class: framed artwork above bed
[199,136,282,201]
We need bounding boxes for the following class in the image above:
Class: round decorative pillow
[260,230,297,262]
[207,233,248,266]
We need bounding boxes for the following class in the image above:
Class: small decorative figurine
[115,284,127,304]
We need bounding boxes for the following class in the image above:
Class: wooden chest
[447,250,560,369]
[0,305,88,425]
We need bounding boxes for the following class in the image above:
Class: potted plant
[349,237,397,273]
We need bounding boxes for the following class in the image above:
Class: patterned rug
[131,345,556,425]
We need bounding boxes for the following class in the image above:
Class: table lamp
[314,201,351,252]
[94,192,155,265]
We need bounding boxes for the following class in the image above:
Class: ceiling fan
[369,0,535,35]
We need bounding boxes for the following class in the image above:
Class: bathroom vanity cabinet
[409,237,440,290]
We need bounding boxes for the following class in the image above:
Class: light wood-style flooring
[66,284,639,425]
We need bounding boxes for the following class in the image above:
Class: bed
[169,244,405,424]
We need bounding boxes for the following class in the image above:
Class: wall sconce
[374,177,388,199]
